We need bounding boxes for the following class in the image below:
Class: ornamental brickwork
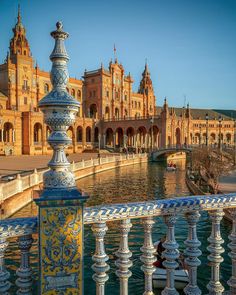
[0,8,235,156]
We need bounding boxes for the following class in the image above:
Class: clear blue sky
[0,0,235,109]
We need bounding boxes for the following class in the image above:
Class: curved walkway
[0,152,118,178]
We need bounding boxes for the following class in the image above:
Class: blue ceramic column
[35,22,87,294]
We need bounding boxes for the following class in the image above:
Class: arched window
[77,90,81,99]
[71,89,75,97]
[86,127,91,142]
[3,122,14,143]
[77,126,83,142]
[44,83,49,94]
[89,104,97,119]
[46,126,51,138]
[115,108,119,119]
[105,106,110,120]
[34,123,43,144]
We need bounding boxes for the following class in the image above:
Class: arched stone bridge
[151,145,193,161]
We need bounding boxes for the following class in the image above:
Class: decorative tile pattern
[39,206,82,294]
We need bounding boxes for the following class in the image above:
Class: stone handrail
[1,193,236,294]
[0,153,147,203]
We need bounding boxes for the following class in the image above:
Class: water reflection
[9,160,231,294]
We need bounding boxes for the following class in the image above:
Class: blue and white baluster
[0,238,10,294]
[16,234,34,294]
[184,211,202,295]
[228,209,236,294]
[207,209,224,295]
[140,216,156,295]
[162,214,179,295]
[115,219,132,295]
[92,222,110,295]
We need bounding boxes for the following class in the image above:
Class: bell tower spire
[138,61,156,117]
[17,4,21,24]
[9,6,31,61]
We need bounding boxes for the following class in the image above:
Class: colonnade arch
[86,126,91,142]
[3,122,14,143]
[33,123,42,143]
[115,127,123,147]
[77,126,83,142]
[105,128,113,146]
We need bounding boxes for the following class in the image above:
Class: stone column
[207,209,224,295]
[92,222,110,295]
[115,219,132,295]
[103,134,106,148]
[140,217,156,295]
[35,22,87,294]
[16,234,34,294]
[0,238,10,294]
[184,211,201,295]
[228,209,236,294]
[162,214,179,295]
[113,134,116,149]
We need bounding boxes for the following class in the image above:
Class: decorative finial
[114,43,117,62]
[17,4,21,23]
[38,22,80,192]
[56,21,63,30]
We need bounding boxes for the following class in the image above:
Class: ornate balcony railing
[1,193,236,294]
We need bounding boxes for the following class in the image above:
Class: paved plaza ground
[0,151,117,178]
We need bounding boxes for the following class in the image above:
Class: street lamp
[150,117,154,151]
[98,134,101,154]
[199,124,202,146]
[234,120,236,165]
[218,115,222,151]
[205,113,209,146]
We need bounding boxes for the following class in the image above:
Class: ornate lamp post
[234,120,236,165]
[218,115,222,151]
[98,133,101,154]
[199,124,202,146]
[206,113,209,146]
[150,117,154,151]
[35,22,87,294]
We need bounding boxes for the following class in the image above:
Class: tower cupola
[9,6,31,59]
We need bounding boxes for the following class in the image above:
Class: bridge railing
[1,193,236,294]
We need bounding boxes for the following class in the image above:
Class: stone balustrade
[1,193,236,294]
[0,153,148,218]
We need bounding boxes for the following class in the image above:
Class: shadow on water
[9,160,231,294]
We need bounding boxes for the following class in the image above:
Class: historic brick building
[0,8,235,156]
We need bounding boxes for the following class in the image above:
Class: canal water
[7,160,231,294]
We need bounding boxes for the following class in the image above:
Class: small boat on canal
[152,241,189,290]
